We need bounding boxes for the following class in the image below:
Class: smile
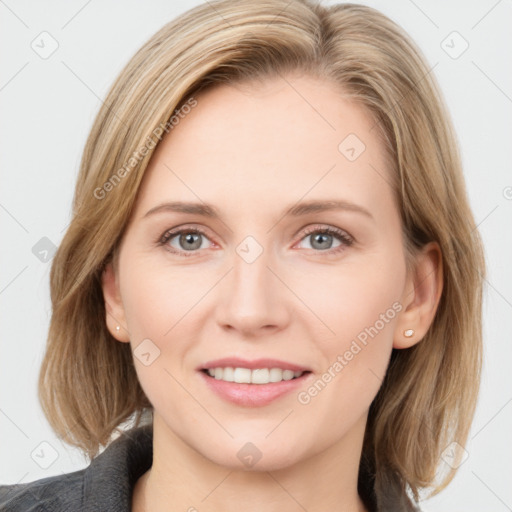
[199,369,312,407]
[203,367,306,384]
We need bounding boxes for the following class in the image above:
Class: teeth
[206,367,304,384]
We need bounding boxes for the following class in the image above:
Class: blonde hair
[38,0,485,506]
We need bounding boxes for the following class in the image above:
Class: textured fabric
[0,425,153,512]
[0,424,420,511]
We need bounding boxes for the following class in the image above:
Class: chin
[198,437,309,472]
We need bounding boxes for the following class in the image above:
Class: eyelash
[158,224,354,258]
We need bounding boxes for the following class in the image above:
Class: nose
[214,242,291,338]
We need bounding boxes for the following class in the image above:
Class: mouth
[197,358,313,407]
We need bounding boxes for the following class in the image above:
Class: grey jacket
[0,425,153,511]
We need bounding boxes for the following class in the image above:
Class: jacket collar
[82,424,153,511]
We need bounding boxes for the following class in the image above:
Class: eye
[296,225,353,254]
[159,226,214,257]
[158,224,354,257]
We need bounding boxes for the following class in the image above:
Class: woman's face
[104,74,418,470]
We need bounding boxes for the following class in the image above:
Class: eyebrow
[143,199,374,221]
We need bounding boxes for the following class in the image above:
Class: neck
[133,413,368,512]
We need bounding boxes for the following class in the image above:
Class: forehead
[132,75,395,219]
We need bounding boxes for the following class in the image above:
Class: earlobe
[101,261,130,343]
[394,242,443,349]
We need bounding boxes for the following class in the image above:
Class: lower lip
[199,371,311,407]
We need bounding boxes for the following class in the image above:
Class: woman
[0,0,484,511]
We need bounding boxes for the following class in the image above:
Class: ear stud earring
[403,329,414,338]
[116,325,120,332]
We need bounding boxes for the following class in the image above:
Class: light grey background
[1,1,511,510]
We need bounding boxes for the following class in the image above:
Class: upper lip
[199,357,311,372]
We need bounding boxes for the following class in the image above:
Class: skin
[102,74,442,512]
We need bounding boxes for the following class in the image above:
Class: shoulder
[0,468,84,511]
[0,424,153,512]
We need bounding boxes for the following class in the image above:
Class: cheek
[291,248,406,343]
[294,267,403,442]
[120,259,209,341]
[118,258,212,401]
[293,248,405,398]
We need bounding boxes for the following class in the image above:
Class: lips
[198,357,311,373]
[199,371,311,407]
[196,357,314,407]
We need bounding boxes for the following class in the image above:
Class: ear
[101,261,130,343]
[394,241,443,349]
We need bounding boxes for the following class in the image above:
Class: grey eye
[170,232,207,251]
[309,232,335,250]
[298,231,343,251]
